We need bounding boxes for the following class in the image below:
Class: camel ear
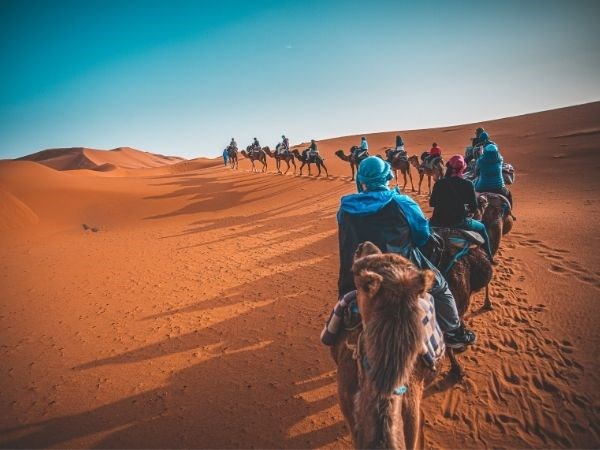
[419,270,436,295]
[357,270,383,298]
[354,241,382,261]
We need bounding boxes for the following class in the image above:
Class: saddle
[422,155,441,170]
[353,150,368,161]
[388,149,407,163]
[502,163,515,185]
[345,295,445,371]
[428,227,485,274]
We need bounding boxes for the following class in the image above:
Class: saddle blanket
[320,291,445,367]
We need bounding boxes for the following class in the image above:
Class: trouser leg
[429,276,460,332]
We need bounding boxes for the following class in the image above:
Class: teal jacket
[475,149,504,191]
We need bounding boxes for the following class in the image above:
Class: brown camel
[408,155,444,195]
[263,146,296,175]
[240,146,268,173]
[427,227,494,378]
[227,147,238,170]
[332,242,442,449]
[474,193,515,256]
[334,146,369,181]
[291,148,328,177]
[385,149,415,192]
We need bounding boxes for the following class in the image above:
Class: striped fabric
[320,291,357,346]
[320,291,446,368]
[419,293,446,367]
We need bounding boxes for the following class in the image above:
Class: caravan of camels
[2,102,599,450]
[222,128,518,449]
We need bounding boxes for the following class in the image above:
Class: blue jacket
[337,188,438,297]
[475,149,504,191]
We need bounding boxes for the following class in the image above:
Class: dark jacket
[429,176,478,226]
[337,188,438,297]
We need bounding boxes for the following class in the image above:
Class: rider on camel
[423,142,442,169]
[387,135,407,162]
[229,138,237,151]
[329,156,476,349]
[466,128,490,164]
[307,139,319,162]
[474,143,514,209]
[429,155,494,262]
[352,136,369,161]
[252,137,260,154]
[278,135,290,155]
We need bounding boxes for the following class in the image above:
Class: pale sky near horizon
[1,0,599,159]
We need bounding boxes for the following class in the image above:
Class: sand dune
[0,102,599,448]
[17,146,185,171]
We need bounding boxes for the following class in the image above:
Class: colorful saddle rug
[320,291,445,369]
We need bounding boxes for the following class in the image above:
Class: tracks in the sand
[422,234,597,449]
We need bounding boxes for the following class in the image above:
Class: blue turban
[356,156,394,192]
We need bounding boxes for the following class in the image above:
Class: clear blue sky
[1,0,599,159]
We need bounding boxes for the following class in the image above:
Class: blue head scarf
[356,156,394,192]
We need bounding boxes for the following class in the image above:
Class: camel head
[352,247,434,325]
[335,149,350,162]
[349,243,434,449]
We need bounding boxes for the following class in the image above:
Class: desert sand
[1,102,599,448]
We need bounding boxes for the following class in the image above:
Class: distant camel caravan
[263,146,297,175]
[332,242,443,449]
[385,149,415,192]
[291,148,329,177]
[240,146,268,173]
[335,146,370,181]
[227,147,238,169]
[409,154,445,195]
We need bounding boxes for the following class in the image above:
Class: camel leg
[291,158,296,174]
[418,173,424,195]
[323,163,329,177]
[428,175,432,196]
[351,164,355,181]
[482,284,492,310]
[408,170,415,191]
[447,348,464,380]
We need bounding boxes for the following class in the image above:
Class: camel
[332,242,442,449]
[263,146,296,175]
[425,227,494,378]
[385,149,415,192]
[227,147,238,170]
[291,148,328,177]
[334,146,369,181]
[408,154,445,195]
[240,146,268,173]
[475,193,515,256]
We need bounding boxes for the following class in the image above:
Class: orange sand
[0,103,599,448]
